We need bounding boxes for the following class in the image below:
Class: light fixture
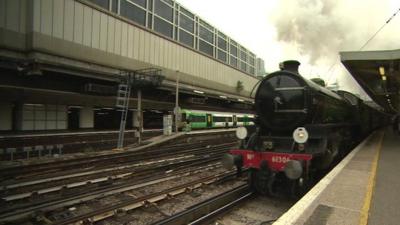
[68,105,83,109]
[193,90,204,94]
[379,66,385,76]
[382,75,387,81]
[24,103,44,106]
[219,95,227,99]
[237,99,244,102]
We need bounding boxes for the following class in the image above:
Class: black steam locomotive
[222,60,388,196]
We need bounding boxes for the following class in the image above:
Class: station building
[0,0,264,132]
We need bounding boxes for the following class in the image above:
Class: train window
[190,115,206,123]
[213,116,232,122]
[237,117,248,122]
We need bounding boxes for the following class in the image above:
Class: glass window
[241,61,247,71]
[179,29,194,47]
[213,116,232,122]
[190,115,205,123]
[111,0,118,13]
[218,49,226,62]
[89,0,109,10]
[129,0,146,8]
[240,50,247,61]
[154,16,173,38]
[218,37,226,50]
[230,44,237,56]
[249,56,255,66]
[180,7,194,18]
[199,40,213,56]
[149,0,153,10]
[230,56,237,67]
[154,0,173,22]
[250,67,255,75]
[179,14,194,33]
[218,31,226,39]
[121,0,146,26]
[199,26,213,44]
[199,19,213,30]
[162,0,173,6]
[147,13,153,28]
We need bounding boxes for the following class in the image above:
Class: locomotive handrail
[274,87,306,91]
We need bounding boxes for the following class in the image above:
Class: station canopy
[340,49,400,114]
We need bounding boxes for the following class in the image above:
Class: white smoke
[270,0,400,96]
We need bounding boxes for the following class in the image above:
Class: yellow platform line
[359,131,385,225]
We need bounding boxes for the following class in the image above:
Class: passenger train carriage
[179,109,254,130]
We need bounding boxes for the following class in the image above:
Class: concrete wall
[0,0,259,97]
[79,106,94,128]
[0,0,28,50]
[0,103,12,130]
[17,104,67,131]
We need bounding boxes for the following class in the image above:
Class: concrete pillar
[0,103,12,130]
[132,111,139,129]
[79,107,94,128]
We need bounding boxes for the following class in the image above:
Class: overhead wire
[326,7,400,83]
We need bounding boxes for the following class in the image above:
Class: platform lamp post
[174,70,181,133]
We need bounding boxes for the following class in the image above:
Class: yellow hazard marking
[359,131,385,225]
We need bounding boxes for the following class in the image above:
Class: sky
[176,0,400,99]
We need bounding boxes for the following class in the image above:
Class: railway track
[0,136,236,181]
[0,137,238,223]
[152,184,253,225]
[1,166,241,224]
[0,142,235,195]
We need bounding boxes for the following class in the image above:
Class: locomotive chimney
[279,60,301,74]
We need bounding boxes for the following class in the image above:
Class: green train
[179,109,254,130]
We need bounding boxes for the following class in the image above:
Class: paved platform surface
[368,128,400,225]
[274,127,400,225]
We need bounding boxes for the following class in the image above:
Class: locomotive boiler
[222,60,381,196]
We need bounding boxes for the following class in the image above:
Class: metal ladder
[116,80,131,149]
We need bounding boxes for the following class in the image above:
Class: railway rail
[0,136,236,180]
[152,184,253,225]
[1,167,240,224]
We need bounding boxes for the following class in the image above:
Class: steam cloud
[272,0,397,63]
[271,0,399,94]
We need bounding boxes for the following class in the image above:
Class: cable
[359,7,400,51]
[326,7,400,84]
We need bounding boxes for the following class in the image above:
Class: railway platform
[274,127,400,225]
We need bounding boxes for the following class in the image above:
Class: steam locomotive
[222,60,389,196]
